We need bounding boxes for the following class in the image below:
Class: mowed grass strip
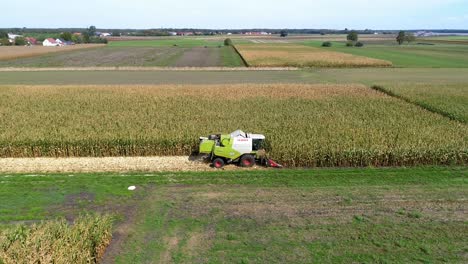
[0,45,105,61]
[235,43,392,67]
[0,168,467,263]
[373,83,468,123]
[0,84,466,166]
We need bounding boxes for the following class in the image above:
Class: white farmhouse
[43,38,60,47]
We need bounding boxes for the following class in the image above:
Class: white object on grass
[128,186,136,191]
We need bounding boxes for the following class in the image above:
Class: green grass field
[1,167,467,263]
[302,41,468,68]
[423,36,468,41]
[108,38,224,48]
[2,68,468,85]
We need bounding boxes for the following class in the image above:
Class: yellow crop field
[0,44,106,61]
[0,84,465,167]
[235,44,392,67]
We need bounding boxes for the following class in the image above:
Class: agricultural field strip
[0,67,298,71]
[235,43,392,67]
[0,44,105,61]
[372,83,468,124]
[0,84,466,167]
[301,41,468,68]
[2,68,468,85]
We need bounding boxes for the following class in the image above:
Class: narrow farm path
[0,157,266,173]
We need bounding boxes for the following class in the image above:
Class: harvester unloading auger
[196,130,283,169]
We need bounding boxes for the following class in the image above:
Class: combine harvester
[198,130,282,169]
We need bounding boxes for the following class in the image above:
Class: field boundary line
[0,66,299,72]
[371,85,466,124]
[231,44,250,67]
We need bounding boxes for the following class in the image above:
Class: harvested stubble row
[0,44,105,61]
[235,44,392,67]
[0,84,466,167]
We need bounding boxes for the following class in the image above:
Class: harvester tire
[240,155,255,167]
[212,158,225,169]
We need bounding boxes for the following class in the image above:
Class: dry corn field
[0,214,112,264]
[236,44,392,67]
[0,45,106,61]
[0,84,466,167]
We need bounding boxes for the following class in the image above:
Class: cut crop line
[231,44,250,67]
[371,85,467,124]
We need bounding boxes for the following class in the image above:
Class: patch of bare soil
[99,186,153,264]
[172,47,221,67]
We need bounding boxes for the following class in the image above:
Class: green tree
[0,38,11,46]
[224,38,233,46]
[14,37,26,46]
[405,32,416,44]
[396,31,406,45]
[347,31,358,42]
[0,31,8,39]
[60,32,72,41]
[88,26,97,36]
[71,34,82,44]
[280,30,288,37]
[82,32,90,43]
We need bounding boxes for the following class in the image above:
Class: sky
[2,0,468,29]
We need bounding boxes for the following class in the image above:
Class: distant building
[43,38,60,46]
[25,37,37,45]
[8,33,22,40]
[177,32,194,36]
[100,33,111,37]
[168,31,177,36]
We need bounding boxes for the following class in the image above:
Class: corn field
[235,44,392,67]
[0,214,113,264]
[0,84,466,167]
[373,83,468,123]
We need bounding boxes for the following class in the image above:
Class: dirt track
[0,157,210,173]
[0,156,267,173]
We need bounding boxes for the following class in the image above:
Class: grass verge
[1,167,466,263]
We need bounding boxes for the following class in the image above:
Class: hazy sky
[2,0,468,29]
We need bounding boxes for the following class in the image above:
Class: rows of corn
[235,44,392,68]
[0,84,466,167]
[0,214,113,264]
[373,83,468,124]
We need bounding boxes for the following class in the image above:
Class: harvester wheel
[212,158,225,169]
[240,155,255,167]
